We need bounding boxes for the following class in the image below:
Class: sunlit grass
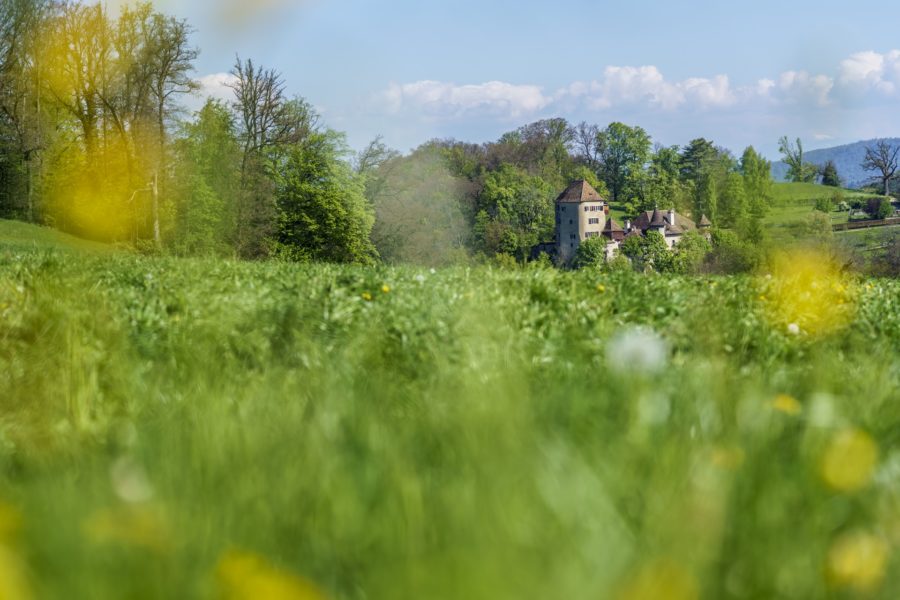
[1,221,899,598]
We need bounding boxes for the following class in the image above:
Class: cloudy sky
[111,0,900,158]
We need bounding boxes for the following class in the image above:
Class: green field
[1,220,899,599]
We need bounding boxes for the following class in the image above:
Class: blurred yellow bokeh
[761,250,856,336]
[771,393,802,416]
[616,559,698,600]
[820,429,879,493]
[216,550,328,600]
[83,505,172,553]
[826,530,889,592]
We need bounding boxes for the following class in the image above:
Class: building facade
[555,180,608,263]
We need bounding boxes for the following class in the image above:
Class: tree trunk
[152,171,160,244]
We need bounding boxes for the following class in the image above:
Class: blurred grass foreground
[1,221,900,599]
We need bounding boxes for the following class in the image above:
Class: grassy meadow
[2,220,900,599]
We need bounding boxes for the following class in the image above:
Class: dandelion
[771,393,802,416]
[606,327,669,375]
[361,292,372,302]
[414,274,425,283]
[826,531,889,592]
[110,457,154,504]
[217,550,327,600]
[381,284,391,294]
[596,284,606,293]
[821,429,879,492]
[787,323,800,336]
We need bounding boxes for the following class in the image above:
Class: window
[586,231,600,238]
[570,233,577,240]
[588,218,600,225]
[561,206,566,212]
[584,206,589,212]
[569,220,573,225]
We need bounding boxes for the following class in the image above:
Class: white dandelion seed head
[606,327,669,374]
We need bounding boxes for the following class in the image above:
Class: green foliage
[274,131,377,264]
[597,122,651,204]
[572,236,608,269]
[814,196,834,214]
[620,230,671,272]
[778,136,818,183]
[821,160,841,187]
[671,230,712,274]
[707,228,761,273]
[867,197,893,220]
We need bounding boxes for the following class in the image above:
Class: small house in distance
[554,180,711,264]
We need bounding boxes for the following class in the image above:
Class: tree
[718,172,747,229]
[596,122,651,205]
[821,160,841,187]
[862,140,899,196]
[274,130,376,264]
[740,146,773,241]
[573,236,608,269]
[865,197,893,220]
[679,138,717,183]
[778,136,817,183]
[170,99,240,255]
[620,231,671,272]
[671,231,711,274]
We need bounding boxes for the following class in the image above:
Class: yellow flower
[361,292,372,302]
[758,294,767,302]
[217,550,327,600]
[596,284,606,293]
[771,394,802,416]
[826,531,889,592]
[381,284,391,294]
[617,559,698,600]
[821,429,879,492]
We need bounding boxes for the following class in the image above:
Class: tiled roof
[556,180,605,204]
[603,218,624,232]
[630,210,698,236]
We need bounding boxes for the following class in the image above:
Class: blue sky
[112,0,900,158]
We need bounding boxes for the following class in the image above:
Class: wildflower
[826,531,889,592]
[414,274,425,283]
[771,394,802,416]
[787,323,800,336]
[217,550,327,600]
[381,284,391,294]
[617,559,698,600]
[596,284,606,293]
[361,292,372,302]
[821,429,879,492]
[758,295,767,302]
[606,327,669,375]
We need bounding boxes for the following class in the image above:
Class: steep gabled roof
[603,218,624,233]
[556,180,605,204]
[699,214,712,227]
[649,208,666,227]
[631,210,698,236]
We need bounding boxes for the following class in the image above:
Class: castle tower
[555,180,607,264]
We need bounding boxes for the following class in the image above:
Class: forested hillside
[771,139,900,188]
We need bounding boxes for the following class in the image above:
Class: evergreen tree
[821,160,841,187]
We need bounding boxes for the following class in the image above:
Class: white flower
[415,274,426,283]
[606,327,669,374]
[110,457,154,503]
[787,323,801,336]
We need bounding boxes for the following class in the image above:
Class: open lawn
[1,220,899,598]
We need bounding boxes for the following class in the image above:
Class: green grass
[771,182,879,205]
[1,220,899,598]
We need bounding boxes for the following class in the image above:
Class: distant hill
[771,138,900,189]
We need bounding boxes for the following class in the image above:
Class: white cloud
[377,49,900,121]
[383,80,550,119]
[839,50,900,95]
[197,72,238,103]
[772,71,834,107]
[564,66,736,111]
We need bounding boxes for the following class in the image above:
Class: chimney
[668,208,676,227]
